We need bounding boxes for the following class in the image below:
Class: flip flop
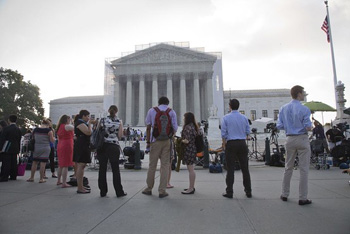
[26,179,34,182]
[167,184,174,188]
[77,190,90,194]
[39,180,46,183]
[57,182,63,186]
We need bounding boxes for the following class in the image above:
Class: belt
[227,139,245,142]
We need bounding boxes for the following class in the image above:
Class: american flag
[321,16,330,43]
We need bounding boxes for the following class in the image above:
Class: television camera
[200,120,209,136]
[266,123,278,133]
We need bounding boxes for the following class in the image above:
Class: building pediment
[111,43,217,65]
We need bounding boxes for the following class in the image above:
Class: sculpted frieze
[125,49,207,64]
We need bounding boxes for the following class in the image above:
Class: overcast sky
[0,0,349,123]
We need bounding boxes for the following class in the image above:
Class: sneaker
[159,192,169,198]
[298,199,312,206]
[142,190,152,196]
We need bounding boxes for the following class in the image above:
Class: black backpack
[195,132,205,153]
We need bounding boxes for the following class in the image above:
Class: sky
[0,0,349,124]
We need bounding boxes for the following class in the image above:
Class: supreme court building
[49,42,292,126]
[103,42,224,126]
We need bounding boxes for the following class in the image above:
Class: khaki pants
[145,140,171,194]
[282,135,311,200]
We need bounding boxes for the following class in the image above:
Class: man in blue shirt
[277,85,312,206]
[221,99,252,198]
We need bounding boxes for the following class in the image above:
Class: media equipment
[201,120,209,136]
[266,123,277,133]
[248,128,263,161]
[266,123,285,167]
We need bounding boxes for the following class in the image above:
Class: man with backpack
[142,97,178,198]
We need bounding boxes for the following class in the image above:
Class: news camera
[266,123,277,133]
[201,120,209,135]
[251,128,257,133]
[336,122,349,133]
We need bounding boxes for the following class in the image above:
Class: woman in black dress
[181,112,199,195]
[74,110,92,194]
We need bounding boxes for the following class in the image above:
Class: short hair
[8,115,17,123]
[0,120,8,128]
[229,99,240,110]
[109,105,118,112]
[158,96,169,105]
[291,85,304,99]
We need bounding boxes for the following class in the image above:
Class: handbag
[195,132,204,153]
[90,118,106,150]
[17,157,27,176]
[28,136,35,152]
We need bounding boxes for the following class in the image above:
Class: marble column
[137,75,145,126]
[166,73,173,107]
[193,73,201,121]
[152,75,158,107]
[113,77,120,111]
[179,73,187,125]
[125,75,132,125]
[206,72,213,119]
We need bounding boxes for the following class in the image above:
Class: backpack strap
[165,108,171,114]
[153,107,160,113]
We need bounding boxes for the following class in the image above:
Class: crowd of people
[0,86,349,204]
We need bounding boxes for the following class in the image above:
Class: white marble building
[224,89,292,121]
[104,42,224,126]
[49,96,104,124]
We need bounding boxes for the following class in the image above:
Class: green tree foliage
[0,67,44,127]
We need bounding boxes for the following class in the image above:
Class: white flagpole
[324,1,338,111]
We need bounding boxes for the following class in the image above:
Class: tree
[0,67,44,127]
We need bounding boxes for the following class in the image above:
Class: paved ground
[0,156,349,234]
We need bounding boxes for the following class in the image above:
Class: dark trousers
[97,143,124,196]
[49,147,55,173]
[225,140,251,194]
[0,153,18,180]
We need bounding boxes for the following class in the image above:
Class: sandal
[26,179,34,182]
[57,182,63,186]
[77,190,90,194]
[61,184,72,188]
[167,184,174,188]
[39,179,46,183]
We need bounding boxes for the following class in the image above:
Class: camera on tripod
[266,123,278,133]
[201,120,209,135]
[336,122,349,133]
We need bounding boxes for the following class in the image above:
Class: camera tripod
[248,132,263,161]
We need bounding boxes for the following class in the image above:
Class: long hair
[56,115,69,132]
[41,119,50,125]
[73,114,80,124]
[183,112,199,131]
[78,110,90,119]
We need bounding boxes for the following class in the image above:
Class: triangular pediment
[111,43,217,65]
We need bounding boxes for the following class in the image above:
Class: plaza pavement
[1,152,349,234]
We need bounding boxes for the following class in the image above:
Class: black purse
[28,137,35,151]
[90,118,106,150]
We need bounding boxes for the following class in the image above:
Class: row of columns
[114,72,211,126]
